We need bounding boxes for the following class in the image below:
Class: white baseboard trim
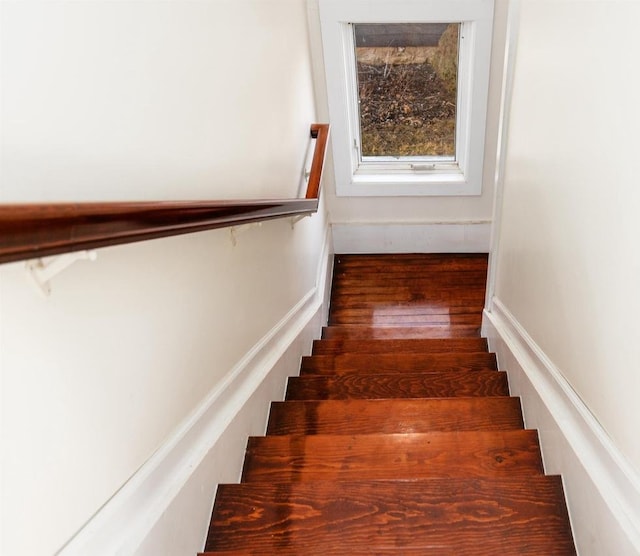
[483,298,640,556]
[58,225,334,556]
[331,221,491,253]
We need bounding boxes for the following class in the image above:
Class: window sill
[337,172,481,197]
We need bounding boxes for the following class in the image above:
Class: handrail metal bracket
[229,222,263,247]
[290,214,310,228]
[26,250,98,297]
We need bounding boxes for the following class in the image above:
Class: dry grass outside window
[356,23,459,158]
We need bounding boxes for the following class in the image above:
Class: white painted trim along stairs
[483,299,640,556]
[332,221,491,254]
[58,226,334,556]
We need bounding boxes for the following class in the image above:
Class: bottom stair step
[204,476,576,555]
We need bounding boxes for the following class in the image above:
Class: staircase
[201,253,576,555]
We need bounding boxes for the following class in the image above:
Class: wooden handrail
[0,123,329,265]
[306,123,330,200]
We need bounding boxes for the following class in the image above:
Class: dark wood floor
[201,253,576,555]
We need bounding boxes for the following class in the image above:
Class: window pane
[354,23,459,158]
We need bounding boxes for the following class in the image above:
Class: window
[355,23,459,160]
[319,0,494,196]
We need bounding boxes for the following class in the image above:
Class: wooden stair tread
[321,325,482,339]
[201,253,576,555]
[312,337,488,354]
[333,252,489,263]
[329,312,482,326]
[330,287,486,302]
[300,351,497,374]
[328,304,486,316]
[266,397,524,435]
[333,253,489,273]
[334,252,489,259]
[334,259,488,269]
[242,430,543,482]
[286,370,510,399]
[332,286,487,296]
[331,282,488,295]
[331,252,487,310]
[205,476,576,554]
[333,267,489,278]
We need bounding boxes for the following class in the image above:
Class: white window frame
[319,0,494,197]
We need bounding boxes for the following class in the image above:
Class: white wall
[1,0,314,201]
[0,1,329,555]
[306,0,508,252]
[488,0,640,552]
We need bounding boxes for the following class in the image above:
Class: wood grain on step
[329,303,485,316]
[241,430,544,482]
[333,252,489,268]
[321,325,482,339]
[329,312,482,326]
[266,397,524,435]
[201,254,578,555]
[205,477,576,554]
[333,279,487,290]
[330,286,486,301]
[286,370,510,400]
[300,352,497,374]
[312,337,488,354]
[333,265,488,276]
